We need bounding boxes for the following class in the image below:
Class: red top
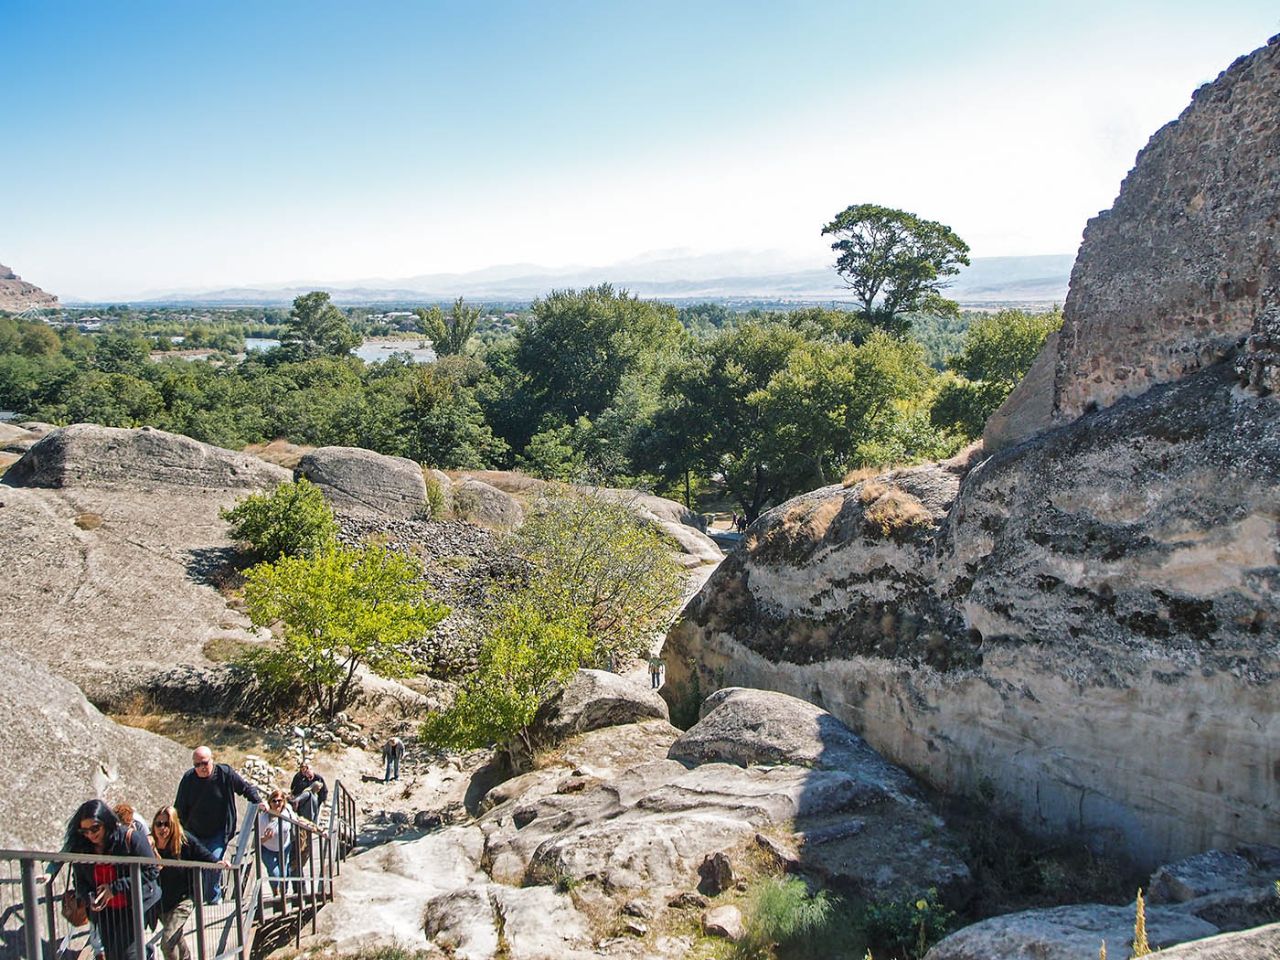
[92,863,127,909]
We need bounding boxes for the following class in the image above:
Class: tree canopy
[282,291,360,358]
[415,297,478,356]
[821,204,971,336]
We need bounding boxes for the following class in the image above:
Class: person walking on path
[289,760,327,823]
[256,790,301,896]
[382,737,405,782]
[149,806,224,960]
[174,745,264,903]
[66,799,160,960]
[648,655,664,690]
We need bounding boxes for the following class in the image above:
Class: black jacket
[289,771,328,806]
[72,824,161,911]
[174,762,262,844]
[157,835,218,912]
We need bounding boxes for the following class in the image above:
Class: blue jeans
[261,845,293,895]
[192,833,227,904]
[384,756,400,781]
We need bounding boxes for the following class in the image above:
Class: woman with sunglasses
[65,799,160,960]
[256,790,299,895]
[150,807,225,960]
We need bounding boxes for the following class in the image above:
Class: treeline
[0,288,1060,519]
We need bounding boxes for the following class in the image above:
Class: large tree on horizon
[822,204,970,337]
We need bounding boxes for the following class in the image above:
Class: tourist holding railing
[150,806,227,960]
[256,790,299,894]
[65,799,160,960]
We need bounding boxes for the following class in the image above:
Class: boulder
[295,445,428,519]
[1154,923,1280,959]
[530,669,670,745]
[1149,848,1280,904]
[452,478,523,530]
[4,424,290,491]
[669,688,917,800]
[924,903,1219,960]
[702,904,745,941]
[697,852,734,896]
[0,641,190,850]
[423,883,597,960]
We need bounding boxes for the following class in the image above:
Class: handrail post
[20,858,41,960]
[43,867,60,958]
[193,874,208,960]
[292,822,303,948]
[252,817,264,922]
[231,866,247,960]
[129,861,146,960]
[307,829,317,934]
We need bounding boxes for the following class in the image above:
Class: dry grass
[859,483,933,537]
[111,694,291,767]
[202,635,254,663]
[74,512,104,530]
[243,438,314,469]
[0,451,19,477]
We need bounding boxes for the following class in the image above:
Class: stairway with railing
[0,780,359,960]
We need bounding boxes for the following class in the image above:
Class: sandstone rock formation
[0,641,188,850]
[0,262,58,312]
[6,424,290,491]
[986,35,1280,450]
[452,477,524,530]
[663,35,1280,870]
[529,668,669,745]
[296,445,429,519]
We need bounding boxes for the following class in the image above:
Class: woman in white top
[256,790,296,893]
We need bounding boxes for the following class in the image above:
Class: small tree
[282,290,360,358]
[512,489,685,664]
[822,204,970,336]
[419,595,592,756]
[243,544,448,718]
[415,297,478,356]
[221,478,338,562]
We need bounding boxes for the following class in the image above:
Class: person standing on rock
[648,655,664,689]
[174,746,264,904]
[382,736,405,782]
[289,760,327,823]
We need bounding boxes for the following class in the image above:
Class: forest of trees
[0,287,1060,519]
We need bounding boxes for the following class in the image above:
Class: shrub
[731,876,853,960]
[858,889,954,960]
[74,512,103,530]
[422,470,448,518]
[243,544,448,718]
[858,483,933,537]
[221,478,337,562]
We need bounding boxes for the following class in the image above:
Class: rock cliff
[0,261,59,313]
[663,36,1280,869]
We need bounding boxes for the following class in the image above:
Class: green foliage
[415,297,478,356]
[282,291,360,358]
[729,877,855,960]
[220,478,338,562]
[419,594,592,753]
[511,489,685,664]
[242,544,448,718]
[422,471,447,519]
[400,357,508,468]
[930,307,1063,441]
[821,204,971,336]
[516,420,587,481]
[857,889,954,960]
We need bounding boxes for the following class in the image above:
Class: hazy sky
[5,1,1278,299]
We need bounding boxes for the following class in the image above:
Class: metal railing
[0,780,358,960]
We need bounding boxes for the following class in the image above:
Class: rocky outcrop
[296,445,429,519]
[924,903,1219,960]
[0,262,58,312]
[529,669,669,746]
[0,641,188,850]
[662,36,1280,870]
[5,424,290,491]
[452,478,524,530]
[1155,924,1280,959]
[987,35,1280,449]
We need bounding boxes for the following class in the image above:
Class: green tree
[419,595,592,756]
[221,478,338,562]
[931,307,1062,441]
[399,358,508,468]
[415,297,478,356]
[512,489,684,663]
[282,291,360,358]
[822,204,971,336]
[243,544,448,718]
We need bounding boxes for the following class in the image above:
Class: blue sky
[4,1,1278,298]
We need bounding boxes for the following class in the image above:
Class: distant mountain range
[81,251,1075,307]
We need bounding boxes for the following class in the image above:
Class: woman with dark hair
[66,799,161,960]
[150,806,224,960]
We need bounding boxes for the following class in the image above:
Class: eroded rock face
[296,445,429,519]
[0,262,58,312]
[530,669,669,747]
[5,424,290,491]
[0,642,189,850]
[987,35,1280,449]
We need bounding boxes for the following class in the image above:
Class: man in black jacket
[174,746,264,903]
[289,760,327,823]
